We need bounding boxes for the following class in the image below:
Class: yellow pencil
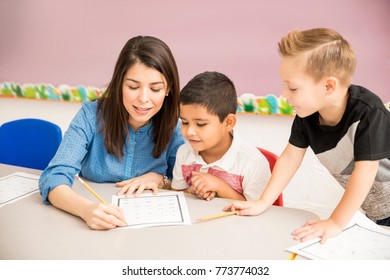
[288,253,298,260]
[75,175,107,204]
[197,211,238,222]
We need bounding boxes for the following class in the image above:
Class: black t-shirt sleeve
[354,107,390,161]
[289,116,310,148]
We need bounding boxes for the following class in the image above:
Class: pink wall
[1,0,389,101]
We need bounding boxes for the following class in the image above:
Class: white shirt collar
[190,130,242,170]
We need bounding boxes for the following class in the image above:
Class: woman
[39,36,185,229]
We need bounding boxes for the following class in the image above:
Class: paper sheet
[287,211,390,259]
[0,172,40,207]
[112,191,191,228]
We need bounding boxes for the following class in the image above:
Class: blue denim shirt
[39,101,184,204]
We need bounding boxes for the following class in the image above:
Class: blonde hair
[278,28,356,87]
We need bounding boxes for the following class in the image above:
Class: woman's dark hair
[97,36,180,159]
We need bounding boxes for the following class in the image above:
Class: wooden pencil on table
[288,253,298,260]
[75,175,107,204]
[197,211,238,222]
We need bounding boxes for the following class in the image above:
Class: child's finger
[203,191,214,201]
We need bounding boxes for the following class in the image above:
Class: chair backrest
[257,147,284,206]
[0,118,62,170]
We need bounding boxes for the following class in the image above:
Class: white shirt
[172,133,270,200]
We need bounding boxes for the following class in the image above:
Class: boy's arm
[330,160,378,227]
[258,144,306,206]
[170,152,189,191]
[225,143,306,215]
[190,171,246,200]
[293,160,378,243]
[213,179,246,201]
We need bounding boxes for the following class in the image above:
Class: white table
[0,164,317,260]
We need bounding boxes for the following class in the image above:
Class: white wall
[0,98,344,219]
[1,98,81,133]
[235,113,344,218]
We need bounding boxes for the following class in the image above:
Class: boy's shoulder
[176,142,194,157]
[230,133,264,161]
[349,85,387,110]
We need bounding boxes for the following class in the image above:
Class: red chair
[257,147,283,206]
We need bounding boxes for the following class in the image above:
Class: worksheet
[287,211,390,259]
[0,172,40,207]
[112,191,191,228]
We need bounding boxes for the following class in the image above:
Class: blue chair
[0,118,62,170]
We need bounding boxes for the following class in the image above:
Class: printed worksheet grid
[301,224,390,260]
[0,174,39,205]
[119,195,184,226]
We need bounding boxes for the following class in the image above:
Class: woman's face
[122,63,168,132]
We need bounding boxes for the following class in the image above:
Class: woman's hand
[116,172,163,196]
[81,201,127,230]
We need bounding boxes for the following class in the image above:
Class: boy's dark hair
[180,71,237,122]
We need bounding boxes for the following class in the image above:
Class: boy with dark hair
[172,71,270,201]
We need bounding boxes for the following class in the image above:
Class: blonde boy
[225,28,390,243]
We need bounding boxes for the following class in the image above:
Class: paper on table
[287,211,390,260]
[112,191,192,228]
[0,172,40,207]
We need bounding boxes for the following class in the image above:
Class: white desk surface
[0,164,317,260]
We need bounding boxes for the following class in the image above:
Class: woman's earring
[165,93,169,96]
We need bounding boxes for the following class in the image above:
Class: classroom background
[1,0,389,219]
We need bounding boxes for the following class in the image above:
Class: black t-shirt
[289,84,390,220]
